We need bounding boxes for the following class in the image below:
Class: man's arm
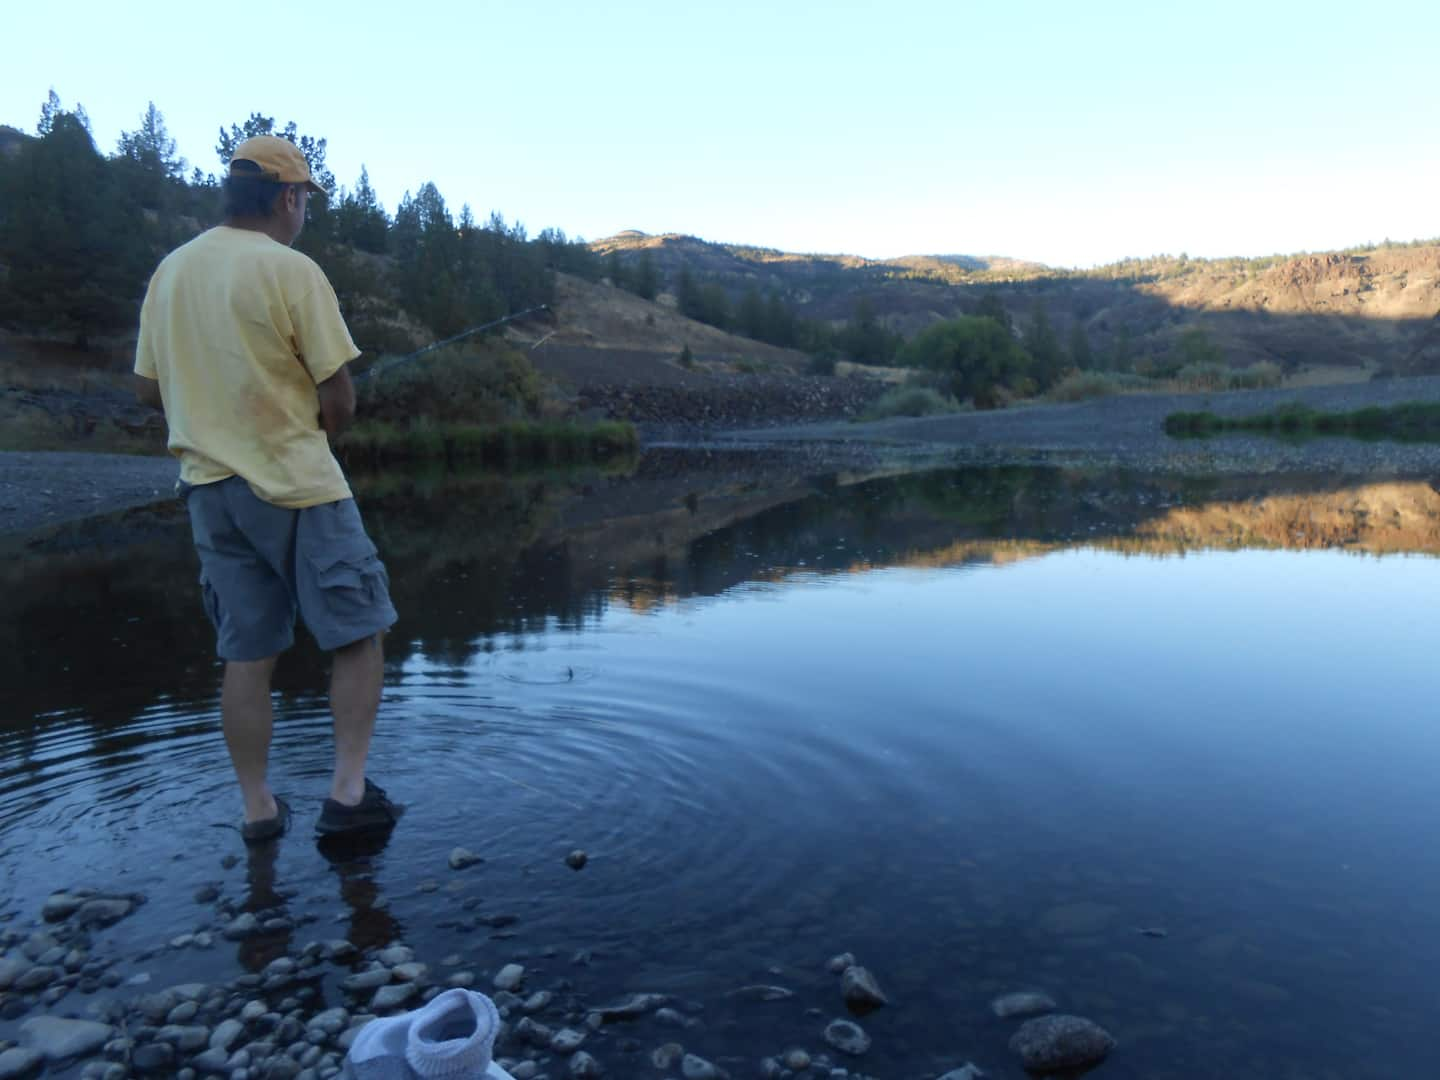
[317,365,356,437]
[132,373,163,412]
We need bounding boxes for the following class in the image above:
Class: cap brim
[304,180,326,196]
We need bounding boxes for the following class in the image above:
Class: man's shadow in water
[237,830,404,973]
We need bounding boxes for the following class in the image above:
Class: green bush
[357,343,543,425]
[896,315,1033,409]
[1046,371,1152,402]
[863,385,961,419]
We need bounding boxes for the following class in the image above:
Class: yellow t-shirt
[134,226,361,508]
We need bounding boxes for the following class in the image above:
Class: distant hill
[593,232,1440,375]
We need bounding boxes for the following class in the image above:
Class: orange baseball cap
[229,134,325,194]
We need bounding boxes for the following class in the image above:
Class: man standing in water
[134,135,400,843]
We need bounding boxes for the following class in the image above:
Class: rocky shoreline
[0,884,1116,1080]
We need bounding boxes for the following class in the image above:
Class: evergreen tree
[1025,302,1064,389]
[677,265,703,321]
[116,103,185,180]
[976,290,1012,332]
[738,285,766,340]
[335,165,388,254]
[634,250,659,300]
[1069,323,1094,370]
[837,297,897,364]
[606,251,626,289]
[761,292,796,348]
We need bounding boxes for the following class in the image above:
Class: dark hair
[222,158,287,218]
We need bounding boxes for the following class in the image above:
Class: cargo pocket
[199,574,225,631]
[308,537,387,622]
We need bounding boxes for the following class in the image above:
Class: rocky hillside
[595,232,1440,375]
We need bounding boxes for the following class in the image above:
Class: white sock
[347,988,506,1080]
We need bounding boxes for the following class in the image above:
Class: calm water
[3,453,1440,1079]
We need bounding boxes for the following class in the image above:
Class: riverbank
[714,374,1440,475]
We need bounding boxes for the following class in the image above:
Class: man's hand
[132,373,163,411]
[317,366,356,437]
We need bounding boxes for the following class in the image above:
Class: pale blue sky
[5,0,1434,267]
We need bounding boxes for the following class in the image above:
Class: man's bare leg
[222,656,280,824]
[329,634,384,806]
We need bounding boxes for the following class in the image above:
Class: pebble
[551,1028,587,1053]
[588,993,667,1022]
[729,984,793,1001]
[371,983,419,1011]
[782,1048,811,1070]
[341,968,392,994]
[991,991,1057,1019]
[376,946,413,967]
[652,1043,685,1070]
[222,913,259,940]
[823,1018,871,1057]
[937,1066,985,1080]
[565,850,588,870]
[493,964,525,992]
[681,1053,722,1079]
[826,952,856,974]
[569,1050,602,1077]
[392,962,428,983]
[1008,1014,1116,1072]
[449,848,483,870]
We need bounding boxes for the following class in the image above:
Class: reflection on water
[3,452,1440,1078]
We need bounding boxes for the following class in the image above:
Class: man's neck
[224,216,292,246]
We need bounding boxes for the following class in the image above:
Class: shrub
[357,343,543,424]
[808,351,838,376]
[863,385,961,419]
[1046,371,1152,402]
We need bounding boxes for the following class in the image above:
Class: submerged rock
[19,1016,114,1062]
[937,1066,985,1080]
[493,964,525,992]
[0,1047,44,1079]
[991,991,1057,1019]
[449,847,483,870]
[589,993,667,1023]
[823,1018,871,1056]
[1009,1014,1116,1072]
[728,984,794,1002]
[566,849,589,870]
[841,965,888,1012]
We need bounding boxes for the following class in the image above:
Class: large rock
[493,964,525,992]
[19,1016,114,1062]
[588,993,667,1023]
[1009,1014,1116,1072]
[840,965,888,1012]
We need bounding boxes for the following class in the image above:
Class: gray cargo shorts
[184,476,398,661]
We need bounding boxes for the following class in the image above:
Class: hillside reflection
[5,450,1439,734]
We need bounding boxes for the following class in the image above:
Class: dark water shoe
[316,779,403,836]
[241,796,292,843]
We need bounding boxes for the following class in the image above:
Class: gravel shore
[719,375,1440,476]
[7,376,1440,541]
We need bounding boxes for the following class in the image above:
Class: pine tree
[1069,323,1094,370]
[1025,303,1064,390]
[634,250,659,300]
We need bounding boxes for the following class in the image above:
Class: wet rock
[823,1019,870,1057]
[341,969,391,994]
[0,955,30,990]
[782,1048,811,1070]
[193,884,221,904]
[375,946,412,967]
[840,966,888,1012]
[74,898,135,928]
[14,966,57,992]
[654,1007,691,1028]
[241,1000,269,1022]
[19,1016,113,1061]
[190,1046,230,1073]
[568,1050,602,1077]
[589,993,668,1024]
[309,1009,348,1036]
[392,962,428,983]
[681,1053,722,1079]
[651,1043,684,1070]
[449,848,483,870]
[521,991,552,1012]
[565,850,588,870]
[159,1025,210,1052]
[446,971,477,989]
[991,991,1057,1019]
[211,1018,245,1051]
[167,1001,199,1024]
[826,952,856,974]
[493,964,525,992]
[514,1018,553,1048]
[22,934,58,961]
[509,1063,539,1080]
[937,1066,985,1080]
[551,1028,586,1053]
[129,1043,176,1073]
[728,985,793,1002]
[41,892,88,922]
[222,913,260,940]
[371,983,418,1011]
[0,1047,44,1079]
[1009,1014,1116,1073]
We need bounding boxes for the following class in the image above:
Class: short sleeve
[134,277,159,379]
[290,268,361,384]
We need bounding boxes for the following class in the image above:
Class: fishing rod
[356,304,551,382]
